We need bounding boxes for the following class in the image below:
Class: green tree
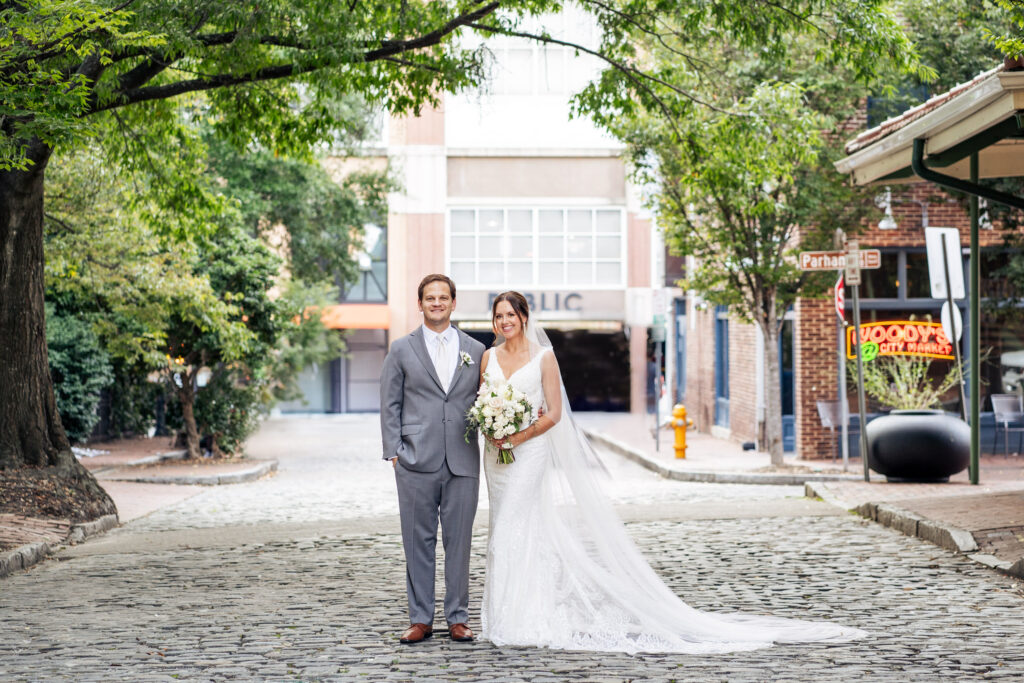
[45,141,350,458]
[1,0,560,514]
[0,0,928,511]
[561,2,923,464]
[161,218,282,459]
[651,83,874,464]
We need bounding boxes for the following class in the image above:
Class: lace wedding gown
[480,345,866,654]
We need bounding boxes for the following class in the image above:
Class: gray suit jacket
[380,327,486,477]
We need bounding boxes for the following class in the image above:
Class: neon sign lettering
[845,321,954,360]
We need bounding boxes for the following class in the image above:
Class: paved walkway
[1,415,1023,681]
[575,412,859,485]
[583,411,1024,578]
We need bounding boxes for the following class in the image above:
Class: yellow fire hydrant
[672,404,690,459]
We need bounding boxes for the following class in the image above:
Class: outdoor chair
[990,393,1024,456]
[816,400,855,462]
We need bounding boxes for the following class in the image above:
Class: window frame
[446,205,629,290]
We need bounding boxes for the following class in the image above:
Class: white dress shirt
[422,324,460,389]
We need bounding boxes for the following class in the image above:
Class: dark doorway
[780,319,795,452]
[462,327,630,411]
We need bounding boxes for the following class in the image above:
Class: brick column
[795,297,840,459]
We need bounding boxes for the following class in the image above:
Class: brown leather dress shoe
[400,623,433,644]
[448,623,474,642]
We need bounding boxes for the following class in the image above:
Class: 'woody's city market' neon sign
[845,321,954,361]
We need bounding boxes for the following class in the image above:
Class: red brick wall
[685,305,716,432]
[862,184,1004,248]
[794,298,841,459]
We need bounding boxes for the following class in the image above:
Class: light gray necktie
[434,334,451,392]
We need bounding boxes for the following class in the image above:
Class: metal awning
[835,68,1024,186]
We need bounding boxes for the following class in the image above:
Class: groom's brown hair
[418,274,456,301]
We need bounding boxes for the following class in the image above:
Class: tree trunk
[177,383,202,460]
[762,320,785,467]
[0,141,116,518]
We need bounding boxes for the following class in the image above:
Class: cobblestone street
[2,416,1023,681]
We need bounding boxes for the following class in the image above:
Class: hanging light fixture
[875,186,898,230]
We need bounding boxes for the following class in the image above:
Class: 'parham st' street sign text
[798,249,882,271]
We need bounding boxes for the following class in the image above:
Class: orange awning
[320,304,390,330]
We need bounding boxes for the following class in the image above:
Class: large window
[488,43,602,97]
[448,207,626,287]
[341,225,386,303]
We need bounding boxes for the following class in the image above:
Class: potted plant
[857,355,969,482]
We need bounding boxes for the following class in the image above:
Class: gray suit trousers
[395,459,479,626]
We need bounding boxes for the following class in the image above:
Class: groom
[379,274,486,644]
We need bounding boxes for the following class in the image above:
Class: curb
[88,449,188,474]
[804,482,1024,580]
[0,513,118,580]
[101,459,278,486]
[585,430,862,486]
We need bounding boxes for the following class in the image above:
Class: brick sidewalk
[0,515,69,550]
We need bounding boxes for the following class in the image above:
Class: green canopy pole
[970,153,980,485]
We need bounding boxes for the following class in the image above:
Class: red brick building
[681,65,1024,459]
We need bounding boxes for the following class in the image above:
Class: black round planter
[865,409,970,482]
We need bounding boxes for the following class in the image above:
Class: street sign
[941,301,963,343]
[925,227,965,299]
[845,240,861,286]
[835,274,845,322]
[798,249,882,271]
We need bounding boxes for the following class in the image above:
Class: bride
[477,291,865,654]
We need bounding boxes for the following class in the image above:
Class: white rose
[487,396,503,410]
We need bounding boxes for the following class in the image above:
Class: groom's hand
[390,457,397,469]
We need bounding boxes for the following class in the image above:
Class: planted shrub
[46,308,114,443]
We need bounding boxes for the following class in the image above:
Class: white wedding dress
[480,339,866,654]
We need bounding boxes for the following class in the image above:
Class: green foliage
[564,1,924,461]
[983,0,1024,58]
[868,0,1013,123]
[856,356,960,410]
[106,359,162,437]
[2,0,564,173]
[571,0,929,129]
[205,130,393,286]
[192,371,265,456]
[45,305,114,443]
[270,280,346,404]
[44,138,351,452]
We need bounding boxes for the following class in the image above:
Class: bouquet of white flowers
[465,378,533,464]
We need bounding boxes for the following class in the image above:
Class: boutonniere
[460,351,474,367]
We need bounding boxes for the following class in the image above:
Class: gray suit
[380,326,486,626]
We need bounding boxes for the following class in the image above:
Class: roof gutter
[911,138,1024,211]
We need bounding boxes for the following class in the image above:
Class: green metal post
[970,153,980,485]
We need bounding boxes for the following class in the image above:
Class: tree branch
[466,21,736,117]
[88,1,503,115]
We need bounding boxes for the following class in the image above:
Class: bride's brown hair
[491,291,530,337]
